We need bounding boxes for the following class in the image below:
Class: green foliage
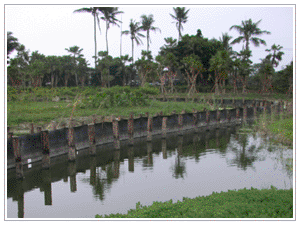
[95,187,293,218]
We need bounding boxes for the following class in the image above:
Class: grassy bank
[253,113,293,147]
[95,187,293,218]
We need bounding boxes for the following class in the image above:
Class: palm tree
[7,31,19,61]
[100,7,123,55]
[122,19,145,63]
[65,45,84,86]
[140,14,161,52]
[230,19,271,55]
[73,7,104,71]
[170,7,190,41]
[219,32,233,53]
[265,44,284,68]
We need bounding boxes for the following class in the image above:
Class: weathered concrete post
[178,109,185,135]
[88,123,96,156]
[41,130,50,169]
[113,150,120,178]
[68,161,77,192]
[253,102,257,121]
[112,116,120,150]
[128,112,134,145]
[37,126,42,133]
[146,112,153,142]
[162,117,167,139]
[226,108,231,124]
[128,146,134,172]
[236,106,240,123]
[8,131,13,139]
[193,108,198,132]
[216,108,220,128]
[243,103,247,123]
[30,123,34,134]
[147,142,153,165]
[13,136,23,179]
[67,120,76,162]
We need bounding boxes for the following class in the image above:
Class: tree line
[7,7,293,95]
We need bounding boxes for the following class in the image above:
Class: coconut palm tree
[122,19,145,63]
[65,45,84,86]
[170,7,190,41]
[219,32,233,53]
[140,14,161,52]
[73,7,104,71]
[265,44,284,68]
[100,7,123,55]
[230,19,271,55]
[7,31,19,61]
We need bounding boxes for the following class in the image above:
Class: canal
[6,122,293,218]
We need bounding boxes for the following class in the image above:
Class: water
[6,125,293,218]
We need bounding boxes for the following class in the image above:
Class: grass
[7,98,215,127]
[95,186,293,218]
[253,113,293,147]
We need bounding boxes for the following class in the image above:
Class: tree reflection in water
[172,135,186,179]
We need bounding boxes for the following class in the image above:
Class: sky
[5,3,294,72]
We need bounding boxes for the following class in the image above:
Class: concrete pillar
[193,108,198,132]
[16,179,24,218]
[243,104,247,122]
[7,126,10,138]
[178,109,185,135]
[216,108,220,127]
[30,123,34,134]
[128,146,134,172]
[68,161,77,192]
[89,156,96,185]
[42,169,52,205]
[128,113,134,145]
[226,108,231,124]
[13,137,23,179]
[112,116,120,150]
[146,112,153,142]
[236,107,240,122]
[67,122,76,162]
[37,126,42,133]
[147,142,153,165]
[8,131,13,139]
[88,123,96,156]
[41,130,50,169]
[162,117,167,138]
[113,150,120,178]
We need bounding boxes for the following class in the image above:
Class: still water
[7,124,293,218]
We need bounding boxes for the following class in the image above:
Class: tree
[7,31,19,62]
[122,19,145,63]
[265,44,284,68]
[219,32,233,53]
[100,7,123,55]
[140,14,161,52]
[181,54,205,96]
[73,7,104,72]
[230,19,271,54]
[65,45,84,86]
[170,7,190,41]
[135,50,157,87]
[209,50,231,95]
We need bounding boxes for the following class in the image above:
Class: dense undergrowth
[95,186,293,218]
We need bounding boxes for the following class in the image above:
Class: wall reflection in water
[7,123,293,218]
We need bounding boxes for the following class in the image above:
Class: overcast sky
[5,3,294,71]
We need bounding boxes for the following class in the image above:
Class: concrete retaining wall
[7,98,290,171]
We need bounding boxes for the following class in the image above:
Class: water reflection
[7,124,293,218]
